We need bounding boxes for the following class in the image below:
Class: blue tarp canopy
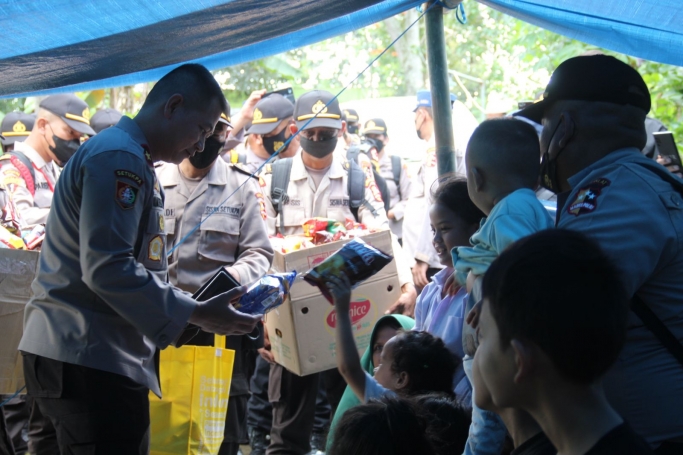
[0,0,681,98]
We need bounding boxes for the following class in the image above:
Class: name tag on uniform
[205,205,241,217]
[165,208,176,217]
[286,199,301,206]
[329,198,349,207]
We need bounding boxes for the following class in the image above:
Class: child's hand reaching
[325,273,352,313]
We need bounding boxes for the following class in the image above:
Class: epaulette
[264,163,273,174]
[342,159,351,171]
[229,163,257,179]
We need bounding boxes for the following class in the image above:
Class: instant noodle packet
[235,271,297,314]
[303,238,392,303]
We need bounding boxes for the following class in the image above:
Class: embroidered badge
[259,176,267,188]
[256,192,267,220]
[365,176,383,203]
[148,235,163,261]
[426,148,437,168]
[154,179,160,193]
[567,178,611,216]
[159,214,165,232]
[114,170,143,186]
[115,180,138,210]
[142,145,154,167]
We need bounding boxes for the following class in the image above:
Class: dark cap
[362,118,388,135]
[294,90,342,130]
[39,94,96,136]
[518,55,651,123]
[90,108,123,134]
[246,94,294,135]
[1,112,35,145]
[218,98,232,127]
[342,108,359,124]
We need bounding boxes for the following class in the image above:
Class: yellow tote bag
[150,335,235,455]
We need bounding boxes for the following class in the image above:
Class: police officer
[519,54,683,452]
[232,93,299,173]
[404,90,464,290]
[1,111,34,154]
[362,118,411,242]
[341,108,360,147]
[18,64,260,453]
[260,90,416,455]
[223,89,269,164]
[0,95,94,228]
[90,107,123,134]
[157,98,274,455]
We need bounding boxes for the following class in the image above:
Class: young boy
[453,118,555,285]
[473,229,653,455]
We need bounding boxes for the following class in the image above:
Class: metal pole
[425,2,456,177]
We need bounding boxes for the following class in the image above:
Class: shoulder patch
[115,180,139,210]
[114,169,144,186]
[255,192,267,220]
[259,175,267,188]
[566,178,611,217]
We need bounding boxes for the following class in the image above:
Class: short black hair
[467,118,541,189]
[391,331,458,396]
[329,395,436,455]
[144,64,228,114]
[414,394,470,455]
[432,175,485,226]
[482,229,628,384]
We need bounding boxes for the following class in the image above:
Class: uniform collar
[13,141,47,169]
[567,147,642,189]
[116,116,149,161]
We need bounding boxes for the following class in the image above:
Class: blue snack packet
[235,271,297,315]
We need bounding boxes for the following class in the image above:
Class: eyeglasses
[299,129,337,141]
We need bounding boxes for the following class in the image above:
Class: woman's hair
[431,175,485,226]
[391,331,457,397]
[329,395,436,455]
[414,394,471,455]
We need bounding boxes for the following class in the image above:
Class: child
[455,118,555,455]
[329,395,436,455]
[327,314,415,452]
[414,393,471,455]
[325,272,456,403]
[474,229,653,454]
[415,175,484,405]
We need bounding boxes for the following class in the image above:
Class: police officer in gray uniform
[90,107,123,134]
[1,111,34,154]
[18,64,260,454]
[520,54,683,453]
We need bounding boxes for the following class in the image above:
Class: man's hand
[412,260,429,289]
[387,209,396,221]
[240,89,268,121]
[657,155,683,178]
[189,285,261,336]
[258,324,276,364]
[385,283,417,317]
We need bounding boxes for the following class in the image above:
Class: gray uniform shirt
[378,151,411,239]
[157,158,274,291]
[19,116,196,395]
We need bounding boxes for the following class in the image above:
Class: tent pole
[425,2,456,177]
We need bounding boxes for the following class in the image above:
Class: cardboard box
[0,249,38,394]
[266,230,401,376]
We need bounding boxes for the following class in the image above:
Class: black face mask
[539,119,565,193]
[347,124,359,135]
[300,136,337,159]
[262,128,289,156]
[364,136,384,154]
[49,135,80,167]
[190,137,225,169]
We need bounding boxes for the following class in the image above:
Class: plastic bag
[303,238,392,303]
[235,272,297,314]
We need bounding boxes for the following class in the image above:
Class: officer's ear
[35,117,49,134]
[163,94,184,119]
[290,124,298,136]
[340,120,347,136]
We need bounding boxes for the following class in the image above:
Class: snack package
[302,218,345,237]
[235,271,297,314]
[23,224,45,250]
[303,238,393,303]
[0,225,26,249]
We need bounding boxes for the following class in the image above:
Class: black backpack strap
[347,158,378,222]
[8,150,36,193]
[270,158,293,235]
[631,160,683,368]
